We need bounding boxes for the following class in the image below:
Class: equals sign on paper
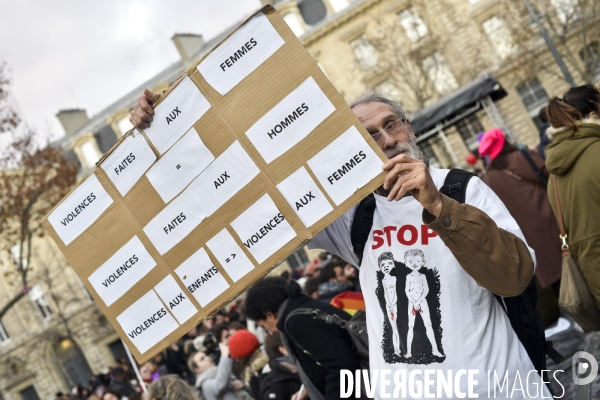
[176,164,181,170]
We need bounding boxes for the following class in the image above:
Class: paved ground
[544,315,600,399]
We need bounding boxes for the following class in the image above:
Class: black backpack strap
[440,169,476,203]
[519,148,548,187]
[351,193,376,266]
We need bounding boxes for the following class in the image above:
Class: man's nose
[378,129,397,150]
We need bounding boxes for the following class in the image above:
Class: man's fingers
[382,154,420,170]
[144,88,159,103]
[137,94,155,116]
[383,163,414,190]
[387,174,418,201]
[133,103,153,122]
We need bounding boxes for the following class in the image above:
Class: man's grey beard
[384,138,423,160]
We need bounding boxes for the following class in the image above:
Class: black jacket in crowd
[277,286,361,400]
[259,357,301,400]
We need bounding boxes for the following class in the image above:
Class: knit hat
[478,128,506,160]
[228,329,260,359]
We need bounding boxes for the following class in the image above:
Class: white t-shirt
[310,167,550,399]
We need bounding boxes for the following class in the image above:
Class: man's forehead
[353,102,396,123]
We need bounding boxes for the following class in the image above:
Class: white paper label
[307,126,382,205]
[188,141,260,216]
[144,76,211,154]
[48,174,113,246]
[143,191,205,255]
[230,194,296,264]
[154,275,198,325]
[245,77,335,164]
[146,128,215,203]
[88,236,157,306]
[198,12,285,95]
[276,167,333,227]
[175,248,230,307]
[101,132,156,196]
[206,229,254,282]
[117,290,179,353]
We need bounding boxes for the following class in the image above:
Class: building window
[482,16,517,59]
[550,0,576,24]
[283,12,305,37]
[328,0,349,13]
[29,284,52,321]
[375,80,402,104]
[0,320,9,343]
[286,249,310,270]
[398,7,428,42]
[422,52,458,95]
[417,140,441,168]
[350,34,378,69]
[517,77,549,114]
[79,140,100,169]
[455,114,485,152]
[20,386,41,400]
[579,41,600,83]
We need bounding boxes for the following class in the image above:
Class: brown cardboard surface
[42,5,387,364]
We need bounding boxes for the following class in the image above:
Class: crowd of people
[61,254,361,400]
[114,83,600,399]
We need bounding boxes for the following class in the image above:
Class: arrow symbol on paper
[231,253,236,259]
[225,258,230,263]
[176,164,181,170]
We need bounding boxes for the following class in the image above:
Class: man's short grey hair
[349,91,406,120]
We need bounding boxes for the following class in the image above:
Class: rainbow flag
[330,291,365,316]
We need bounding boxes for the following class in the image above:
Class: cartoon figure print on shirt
[375,250,445,364]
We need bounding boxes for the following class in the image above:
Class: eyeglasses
[370,118,407,143]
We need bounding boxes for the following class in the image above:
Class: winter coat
[241,350,269,400]
[482,149,562,287]
[259,357,302,400]
[546,119,600,309]
[194,357,253,400]
[277,287,361,400]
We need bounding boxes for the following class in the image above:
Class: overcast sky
[0,0,262,142]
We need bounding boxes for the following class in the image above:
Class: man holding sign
[131,91,549,398]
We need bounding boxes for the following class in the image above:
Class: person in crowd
[245,278,360,399]
[211,323,232,345]
[342,262,360,291]
[188,343,252,400]
[537,106,552,159]
[316,261,350,302]
[228,321,247,338]
[100,390,121,400]
[214,310,229,326]
[146,375,195,400]
[259,332,302,400]
[302,277,320,299]
[139,362,157,386]
[108,367,136,398]
[152,354,169,378]
[478,128,562,321]
[546,84,600,310]
[131,88,542,398]
[229,329,269,399]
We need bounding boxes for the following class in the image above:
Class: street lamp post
[521,0,576,87]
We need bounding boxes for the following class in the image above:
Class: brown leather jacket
[423,194,534,297]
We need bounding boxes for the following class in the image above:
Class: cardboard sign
[43,5,387,364]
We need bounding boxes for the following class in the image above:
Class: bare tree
[363,0,485,113]
[498,0,600,86]
[0,64,78,322]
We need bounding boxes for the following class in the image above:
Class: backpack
[349,168,564,375]
[285,308,369,370]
